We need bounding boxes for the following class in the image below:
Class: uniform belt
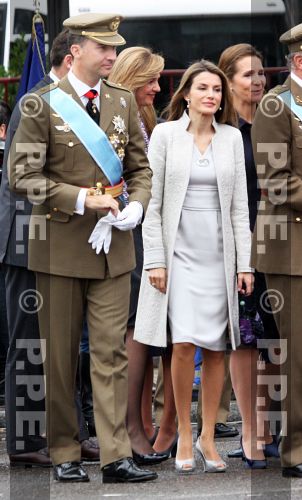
[86,179,124,198]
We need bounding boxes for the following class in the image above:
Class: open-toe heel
[175,439,195,474]
[195,439,227,473]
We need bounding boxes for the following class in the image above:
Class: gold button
[53,207,58,212]
[46,214,51,220]
[296,217,301,222]
[68,141,74,147]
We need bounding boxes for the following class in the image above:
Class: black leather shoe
[9,448,52,468]
[53,462,89,482]
[102,457,158,483]
[81,438,100,462]
[132,449,168,466]
[282,464,302,478]
[228,447,243,458]
[215,423,239,438]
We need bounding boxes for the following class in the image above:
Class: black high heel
[241,437,267,469]
[156,434,178,459]
[264,434,280,458]
[148,427,159,446]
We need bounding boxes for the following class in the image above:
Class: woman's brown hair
[164,59,237,126]
[218,43,263,82]
[109,46,164,136]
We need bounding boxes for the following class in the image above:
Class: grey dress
[168,143,228,350]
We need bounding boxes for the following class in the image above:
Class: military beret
[279,22,302,53]
[63,13,126,46]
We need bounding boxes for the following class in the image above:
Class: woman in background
[109,47,177,465]
[134,60,253,473]
[219,43,280,468]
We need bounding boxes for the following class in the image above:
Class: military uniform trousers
[36,270,132,466]
[265,274,302,468]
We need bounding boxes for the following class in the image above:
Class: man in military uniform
[8,13,156,483]
[251,23,302,478]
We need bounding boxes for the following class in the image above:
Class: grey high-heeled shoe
[195,438,227,473]
[175,439,196,474]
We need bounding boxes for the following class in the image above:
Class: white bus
[1,0,286,72]
[69,0,287,69]
[0,0,47,69]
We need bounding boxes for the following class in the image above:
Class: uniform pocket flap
[54,135,81,147]
[33,205,70,222]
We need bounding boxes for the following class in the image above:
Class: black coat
[0,75,52,267]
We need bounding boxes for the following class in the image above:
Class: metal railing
[0,67,289,103]
[0,76,21,102]
[161,67,289,97]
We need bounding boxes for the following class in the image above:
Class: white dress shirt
[291,71,302,89]
[48,70,59,83]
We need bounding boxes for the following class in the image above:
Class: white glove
[88,212,118,254]
[110,201,143,231]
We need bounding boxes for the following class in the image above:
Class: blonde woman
[134,60,253,473]
[109,47,177,465]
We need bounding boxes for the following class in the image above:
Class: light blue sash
[42,87,122,185]
[277,89,302,122]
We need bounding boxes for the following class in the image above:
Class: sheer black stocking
[126,327,155,454]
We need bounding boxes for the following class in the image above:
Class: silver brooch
[120,97,126,108]
[112,115,126,134]
[55,123,71,132]
[197,158,209,167]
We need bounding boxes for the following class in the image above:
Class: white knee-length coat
[134,112,252,350]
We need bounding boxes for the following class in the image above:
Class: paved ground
[1,403,302,500]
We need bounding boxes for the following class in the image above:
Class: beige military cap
[63,13,126,46]
[279,22,302,53]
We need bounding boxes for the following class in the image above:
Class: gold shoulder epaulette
[36,81,58,96]
[103,79,131,93]
[270,82,289,96]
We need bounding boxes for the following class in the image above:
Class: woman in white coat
[134,60,254,473]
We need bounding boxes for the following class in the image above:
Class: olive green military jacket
[251,76,302,275]
[8,76,152,278]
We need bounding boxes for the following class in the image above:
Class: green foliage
[9,34,27,76]
[0,34,27,108]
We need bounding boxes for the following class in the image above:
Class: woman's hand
[148,268,167,294]
[237,272,254,296]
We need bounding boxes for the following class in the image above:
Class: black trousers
[3,264,46,453]
[3,264,89,454]
[0,266,8,401]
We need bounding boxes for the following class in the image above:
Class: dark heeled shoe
[132,450,168,466]
[241,437,267,469]
[264,434,280,458]
[156,434,178,459]
[148,427,159,446]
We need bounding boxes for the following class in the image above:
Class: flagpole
[33,0,41,14]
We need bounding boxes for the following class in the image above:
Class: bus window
[0,3,7,66]
[118,14,286,70]
[14,8,47,35]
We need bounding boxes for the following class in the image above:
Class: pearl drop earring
[186,99,191,108]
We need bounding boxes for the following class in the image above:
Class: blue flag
[16,14,46,101]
